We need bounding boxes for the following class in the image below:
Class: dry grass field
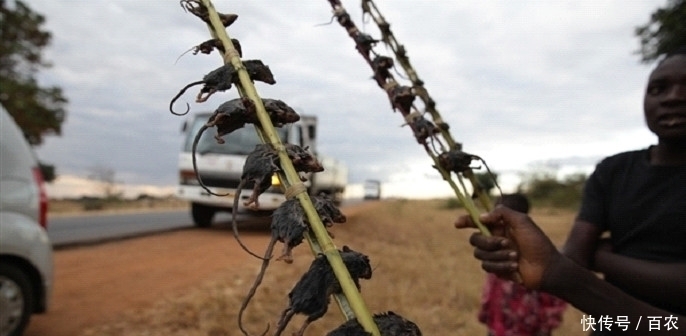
[81,199,585,336]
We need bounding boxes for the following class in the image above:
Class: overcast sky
[24,0,666,198]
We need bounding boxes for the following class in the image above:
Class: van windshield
[183,115,289,155]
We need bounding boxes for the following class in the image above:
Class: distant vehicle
[363,180,381,200]
[176,113,348,227]
[0,106,54,336]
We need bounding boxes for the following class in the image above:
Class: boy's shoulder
[598,148,649,167]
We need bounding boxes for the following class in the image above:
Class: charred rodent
[326,311,422,336]
[272,195,346,263]
[285,144,324,179]
[313,194,346,227]
[389,85,415,112]
[406,114,440,145]
[372,55,394,82]
[231,144,326,260]
[169,60,276,115]
[201,98,300,145]
[176,38,242,63]
[188,98,251,199]
[229,144,282,262]
[235,144,281,207]
[273,246,373,336]
[189,98,300,199]
[237,196,348,336]
[271,195,346,264]
[269,199,308,263]
[243,60,276,85]
[354,32,380,56]
[436,149,502,195]
[180,0,238,27]
[436,149,481,174]
[171,63,236,113]
[232,143,322,210]
[236,199,304,336]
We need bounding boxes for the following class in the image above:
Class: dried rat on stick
[189,97,300,198]
[169,60,275,115]
[327,311,422,336]
[324,0,496,235]
[437,148,502,196]
[173,1,382,335]
[175,38,243,64]
[273,246,373,336]
[231,143,323,260]
[361,0,456,142]
[180,0,238,27]
[371,55,394,83]
[237,196,347,336]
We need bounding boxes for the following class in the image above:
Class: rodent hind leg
[276,244,294,264]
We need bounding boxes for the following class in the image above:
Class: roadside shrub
[520,173,586,210]
[82,197,105,211]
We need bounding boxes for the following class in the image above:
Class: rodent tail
[238,240,276,336]
[273,309,295,336]
[169,81,202,116]
[232,187,269,260]
[173,46,195,65]
[192,124,230,197]
[232,228,268,260]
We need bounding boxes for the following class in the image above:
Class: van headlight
[271,174,281,186]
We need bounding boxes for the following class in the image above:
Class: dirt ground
[25,201,586,335]
[25,220,275,336]
[25,203,373,336]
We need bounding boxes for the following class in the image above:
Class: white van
[177,113,348,227]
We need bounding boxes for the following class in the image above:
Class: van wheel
[191,203,215,228]
[0,263,34,336]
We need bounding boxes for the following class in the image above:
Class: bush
[82,198,105,211]
[520,173,586,210]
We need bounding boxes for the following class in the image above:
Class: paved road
[47,210,191,247]
[46,210,272,247]
[47,199,363,247]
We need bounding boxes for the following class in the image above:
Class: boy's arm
[561,219,602,268]
[594,247,686,311]
[542,254,685,335]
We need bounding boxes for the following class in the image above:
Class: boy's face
[644,54,686,141]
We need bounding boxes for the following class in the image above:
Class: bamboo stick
[194,1,380,334]
[361,0,495,213]
[325,0,492,237]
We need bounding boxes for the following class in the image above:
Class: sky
[21,0,666,199]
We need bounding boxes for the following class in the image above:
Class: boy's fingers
[454,214,475,229]
[474,248,518,262]
[481,260,518,274]
[469,233,511,251]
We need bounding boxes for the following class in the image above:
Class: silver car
[0,106,54,336]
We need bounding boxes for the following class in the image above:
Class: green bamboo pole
[357,1,530,282]
[362,0,458,150]
[362,0,495,212]
[431,154,491,236]
[326,0,491,236]
[194,1,380,334]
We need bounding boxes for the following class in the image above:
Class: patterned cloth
[479,273,568,336]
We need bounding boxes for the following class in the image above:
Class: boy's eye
[647,83,667,96]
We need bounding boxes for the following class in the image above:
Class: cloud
[24,0,664,198]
